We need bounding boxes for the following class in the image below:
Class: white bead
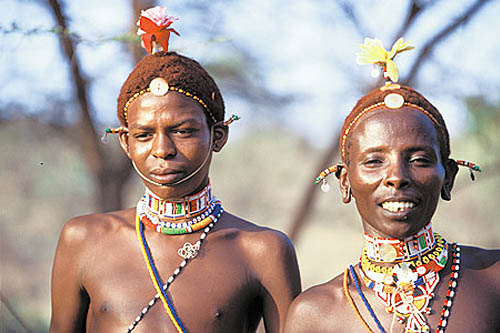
[442,319,447,327]
[444,309,450,317]
[168,276,174,283]
[174,268,180,275]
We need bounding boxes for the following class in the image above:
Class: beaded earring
[314,165,342,192]
[456,159,481,181]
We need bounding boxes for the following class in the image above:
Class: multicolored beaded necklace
[137,185,217,235]
[364,222,436,263]
[343,224,461,333]
[344,243,461,333]
[127,184,224,332]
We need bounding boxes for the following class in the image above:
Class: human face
[119,91,215,199]
[341,107,447,239]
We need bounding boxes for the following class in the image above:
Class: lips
[149,168,184,183]
[380,201,416,213]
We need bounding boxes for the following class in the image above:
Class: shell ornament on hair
[356,37,414,82]
[137,6,180,54]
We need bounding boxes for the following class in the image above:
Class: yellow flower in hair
[356,37,414,82]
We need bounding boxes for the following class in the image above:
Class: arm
[284,285,337,333]
[251,230,301,333]
[50,218,93,332]
[283,293,318,333]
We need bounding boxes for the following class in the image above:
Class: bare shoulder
[460,245,500,291]
[54,209,135,272]
[58,208,134,246]
[217,211,295,258]
[285,275,345,332]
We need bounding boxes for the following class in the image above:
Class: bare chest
[83,232,261,332]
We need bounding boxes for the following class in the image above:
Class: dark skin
[284,108,500,332]
[50,91,301,332]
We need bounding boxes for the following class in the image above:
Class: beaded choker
[364,222,435,263]
[136,184,218,235]
[144,184,212,219]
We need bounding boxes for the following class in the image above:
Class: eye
[409,155,432,166]
[133,132,153,140]
[363,158,383,165]
[173,128,197,136]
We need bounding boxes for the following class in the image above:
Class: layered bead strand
[127,202,224,332]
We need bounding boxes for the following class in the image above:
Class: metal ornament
[178,242,200,259]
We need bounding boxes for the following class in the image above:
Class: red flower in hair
[137,6,180,54]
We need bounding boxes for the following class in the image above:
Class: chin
[144,176,208,200]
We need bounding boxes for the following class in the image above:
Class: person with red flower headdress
[49,6,300,332]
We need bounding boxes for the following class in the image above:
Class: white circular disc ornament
[150,77,169,96]
[384,93,404,109]
[380,244,398,262]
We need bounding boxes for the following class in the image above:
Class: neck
[363,222,435,262]
[142,182,213,220]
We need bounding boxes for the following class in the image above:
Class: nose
[151,133,176,159]
[384,159,410,189]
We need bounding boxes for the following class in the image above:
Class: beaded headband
[315,38,481,191]
[103,6,239,138]
[123,79,216,125]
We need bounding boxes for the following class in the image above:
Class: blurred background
[1,0,499,331]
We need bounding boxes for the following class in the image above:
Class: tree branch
[288,135,340,242]
[47,0,104,177]
[405,0,492,85]
[0,290,31,332]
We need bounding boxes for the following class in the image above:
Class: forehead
[350,107,440,152]
[127,91,206,126]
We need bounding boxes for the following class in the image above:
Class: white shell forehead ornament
[150,77,169,96]
[384,92,405,109]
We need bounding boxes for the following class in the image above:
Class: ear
[118,130,131,159]
[212,123,229,152]
[338,165,352,204]
[441,158,458,201]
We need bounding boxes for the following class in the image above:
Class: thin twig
[0,290,31,332]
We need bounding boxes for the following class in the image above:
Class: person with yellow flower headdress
[284,38,500,333]
[50,6,301,333]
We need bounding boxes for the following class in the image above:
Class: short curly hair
[341,84,450,164]
[117,51,225,126]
